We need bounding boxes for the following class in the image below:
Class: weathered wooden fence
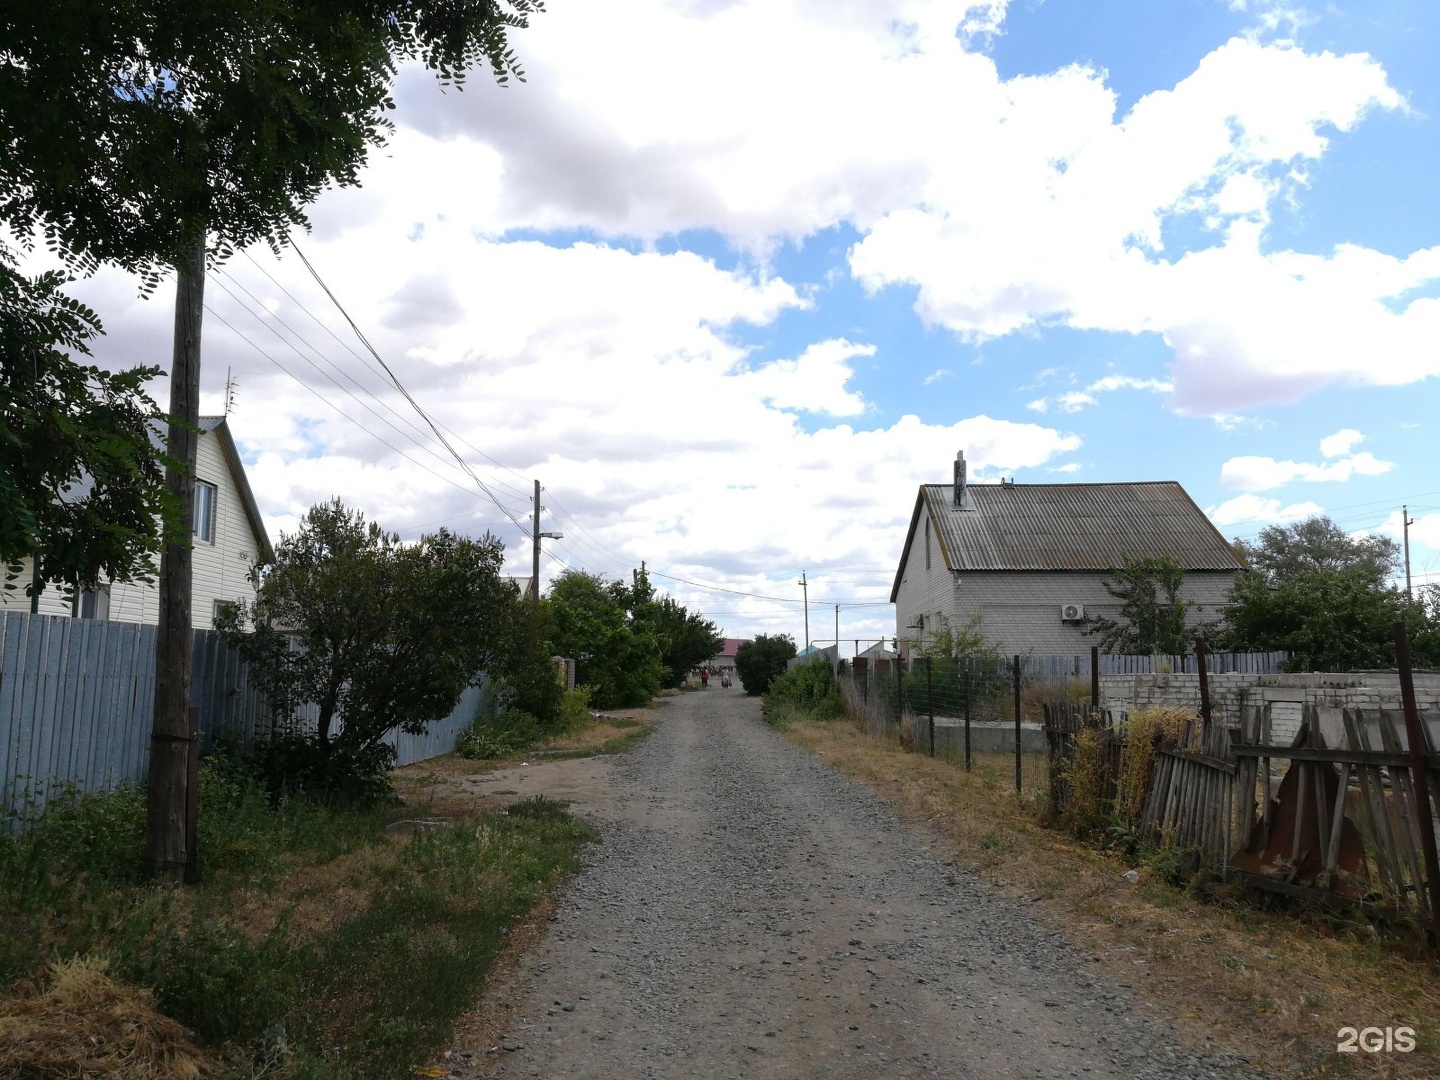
[1044,693,1440,936]
[0,612,490,818]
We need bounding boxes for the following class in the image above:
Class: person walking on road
[700,668,709,688]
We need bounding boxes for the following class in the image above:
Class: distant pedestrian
[700,668,709,688]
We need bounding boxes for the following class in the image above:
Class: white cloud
[1219,450,1393,491]
[1208,493,1325,528]
[1318,428,1364,457]
[1026,372,1173,413]
[923,368,953,385]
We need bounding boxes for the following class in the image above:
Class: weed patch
[0,767,594,1079]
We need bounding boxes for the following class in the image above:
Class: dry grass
[788,718,1440,1080]
[0,958,216,1080]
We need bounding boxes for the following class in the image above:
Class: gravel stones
[455,690,1272,1080]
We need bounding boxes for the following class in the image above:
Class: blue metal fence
[0,611,490,817]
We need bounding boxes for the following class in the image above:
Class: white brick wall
[893,518,1237,655]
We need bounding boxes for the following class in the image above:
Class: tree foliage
[734,634,797,696]
[1,0,544,281]
[544,569,665,710]
[217,499,517,762]
[1235,517,1398,588]
[0,255,176,598]
[0,1,543,600]
[651,595,725,689]
[1085,556,1198,655]
[1221,516,1435,671]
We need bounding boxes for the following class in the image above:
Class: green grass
[0,770,594,1079]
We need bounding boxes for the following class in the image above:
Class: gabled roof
[890,481,1243,602]
[199,417,274,562]
[713,637,748,657]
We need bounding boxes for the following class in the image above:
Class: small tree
[1085,555,1197,655]
[545,569,665,709]
[734,634,797,696]
[653,596,725,689]
[218,500,515,784]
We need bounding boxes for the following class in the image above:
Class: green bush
[735,633,796,696]
[557,686,593,731]
[762,659,842,725]
[456,707,543,760]
[208,733,397,808]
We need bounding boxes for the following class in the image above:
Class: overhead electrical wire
[204,306,532,523]
[241,248,536,501]
[287,241,529,534]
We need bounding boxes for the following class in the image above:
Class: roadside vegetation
[764,680,1440,1079]
[0,757,593,1080]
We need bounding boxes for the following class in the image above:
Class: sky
[53,0,1440,654]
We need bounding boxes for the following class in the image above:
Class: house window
[213,598,239,627]
[74,584,110,620]
[193,480,217,544]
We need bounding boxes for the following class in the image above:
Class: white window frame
[193,480,217,544]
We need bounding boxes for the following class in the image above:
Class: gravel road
[455,688,1272,1080]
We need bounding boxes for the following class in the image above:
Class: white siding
[2,431,263,631]
[0,560,75,616]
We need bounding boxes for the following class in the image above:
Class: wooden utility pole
[145,242,205,884]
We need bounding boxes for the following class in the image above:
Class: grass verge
[785,717,1440,1080]
[0,773,593,1079]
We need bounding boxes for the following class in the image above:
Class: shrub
[735,634,796,696]
[762,659,842,725]
[557,687,593,731]
[456,707,543,760]
[208,734,396,808]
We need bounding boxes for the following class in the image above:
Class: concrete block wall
[1100,671,1440,745]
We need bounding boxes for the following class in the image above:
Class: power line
[288,241,528,534]
[241,248,537,501]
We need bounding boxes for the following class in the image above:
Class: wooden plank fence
[1045,692,1440,935]
[0,612,490,820]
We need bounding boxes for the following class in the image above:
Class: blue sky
[68,0,1440,651]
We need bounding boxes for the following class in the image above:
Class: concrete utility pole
[145,242,205,885]
[530,479,561,604]
[1403,505,1415,602]
[799,571,809,649]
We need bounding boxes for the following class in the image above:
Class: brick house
[889,452,1244,658]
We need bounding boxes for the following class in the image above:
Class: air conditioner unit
[1060,603,1085,622]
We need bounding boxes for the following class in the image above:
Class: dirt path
[440,688,1269,1080]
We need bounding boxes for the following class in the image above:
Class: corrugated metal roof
[921,481,1243,573]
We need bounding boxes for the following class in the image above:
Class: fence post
[1195,636,1212,730]
[963,669,972,771]
[1394,622,1440,947]
[1013,654,1022,793]
[1090,645,1099,715]
[896,654,905,742]
[926,656,935,757]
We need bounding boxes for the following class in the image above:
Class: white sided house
[4,417,273,629]
[890,453,1244,658]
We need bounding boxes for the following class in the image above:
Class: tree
[218,499,516,764]
[545,570,665,709]
[2,0,543,880]
[652,596,725,689]
[734,634,797,696]
[0,256,176,602]
[1085,556,1199,655]
[1222,516,1426,671]
[1235,517,1398,587]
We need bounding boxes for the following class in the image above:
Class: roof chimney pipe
[953,450,974,510]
